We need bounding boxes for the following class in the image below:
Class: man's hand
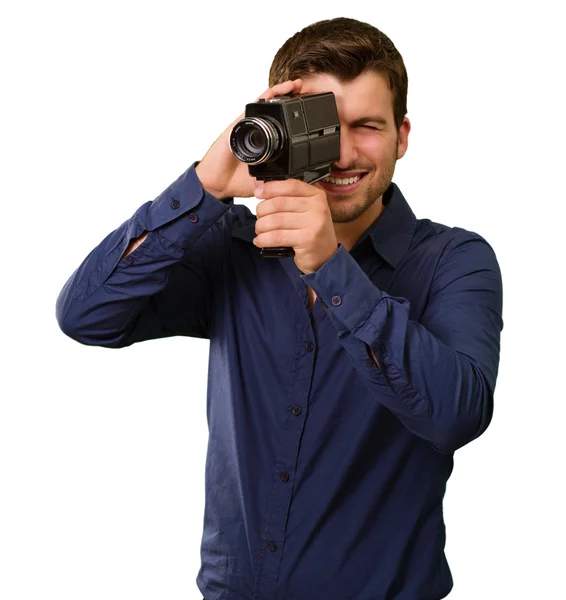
[195,79,304,201]
[253,179,339,275]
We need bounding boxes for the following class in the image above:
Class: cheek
[356,136,394,167]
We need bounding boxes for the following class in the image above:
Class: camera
[230,92,341,258]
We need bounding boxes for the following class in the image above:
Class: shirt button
[365,359,374,368]
[305,342,314,352]
[170,198,180,209]
[292,406,302,416]
[125,255,134,265]
[268,540,277,552]
[280,471,289,482]
[331,295,342,306]
[188,213,199,223]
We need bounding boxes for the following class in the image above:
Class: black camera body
[229,92,341,185]
[229,91,340,258]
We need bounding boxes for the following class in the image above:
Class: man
[56,17,503,600]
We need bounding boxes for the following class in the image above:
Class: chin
[329,196,377,224]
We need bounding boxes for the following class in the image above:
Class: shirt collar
[231,181,416,269]
[359,182,417,268]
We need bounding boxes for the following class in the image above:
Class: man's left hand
[253,179,338,275]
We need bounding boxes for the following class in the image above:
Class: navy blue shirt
[56,163,503,600]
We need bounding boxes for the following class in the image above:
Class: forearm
[303,239,503,454]
[56,225,185,347]
[356,313,495,453]
[56,163,233,347]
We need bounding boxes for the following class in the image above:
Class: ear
[397,116,411,160]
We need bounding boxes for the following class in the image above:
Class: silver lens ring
[230,117,281,165]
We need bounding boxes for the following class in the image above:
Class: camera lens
[244,127,266,152]
[230,117,282,165]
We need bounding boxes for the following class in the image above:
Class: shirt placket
[253,296,316,600]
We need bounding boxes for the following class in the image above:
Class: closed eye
[357,125,381,131]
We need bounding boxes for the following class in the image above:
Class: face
[300,72,410,227]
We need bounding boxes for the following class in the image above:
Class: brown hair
[269,17,408,130]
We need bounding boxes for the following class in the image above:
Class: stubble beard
[327,144,398,224]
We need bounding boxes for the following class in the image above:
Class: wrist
[195,162,226,201]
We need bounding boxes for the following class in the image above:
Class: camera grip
[260,246,295,258]
[256,166,331,258]
[256,175,295,258]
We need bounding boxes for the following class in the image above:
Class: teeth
[322,175,362,185]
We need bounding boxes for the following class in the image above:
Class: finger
[255,212,304,235]
[254,230,302,248]
[256,197,309,218]
[256,88,274,101]
[256,78,303,101]
[259,178,316,200]
[271,79,303,96]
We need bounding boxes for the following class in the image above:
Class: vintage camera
[229,92,341,258]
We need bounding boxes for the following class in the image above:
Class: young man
[57,17,503,600]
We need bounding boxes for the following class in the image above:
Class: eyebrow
[350,117,388,127]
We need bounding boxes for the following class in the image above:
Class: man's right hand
[195,79,304,201]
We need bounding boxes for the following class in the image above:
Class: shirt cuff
[300,244,383,332]
[139,161,233,250]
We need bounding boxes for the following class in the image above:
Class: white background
[1,1,564,599]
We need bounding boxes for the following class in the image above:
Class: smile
[318,172,368,194]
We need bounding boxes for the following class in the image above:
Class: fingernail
[254,186,264,198]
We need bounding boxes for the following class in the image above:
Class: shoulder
[412,217,499,265]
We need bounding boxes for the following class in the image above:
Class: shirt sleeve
[56,162,239,347]
[301,232,504,454]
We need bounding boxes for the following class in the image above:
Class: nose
[334,127,358,170]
